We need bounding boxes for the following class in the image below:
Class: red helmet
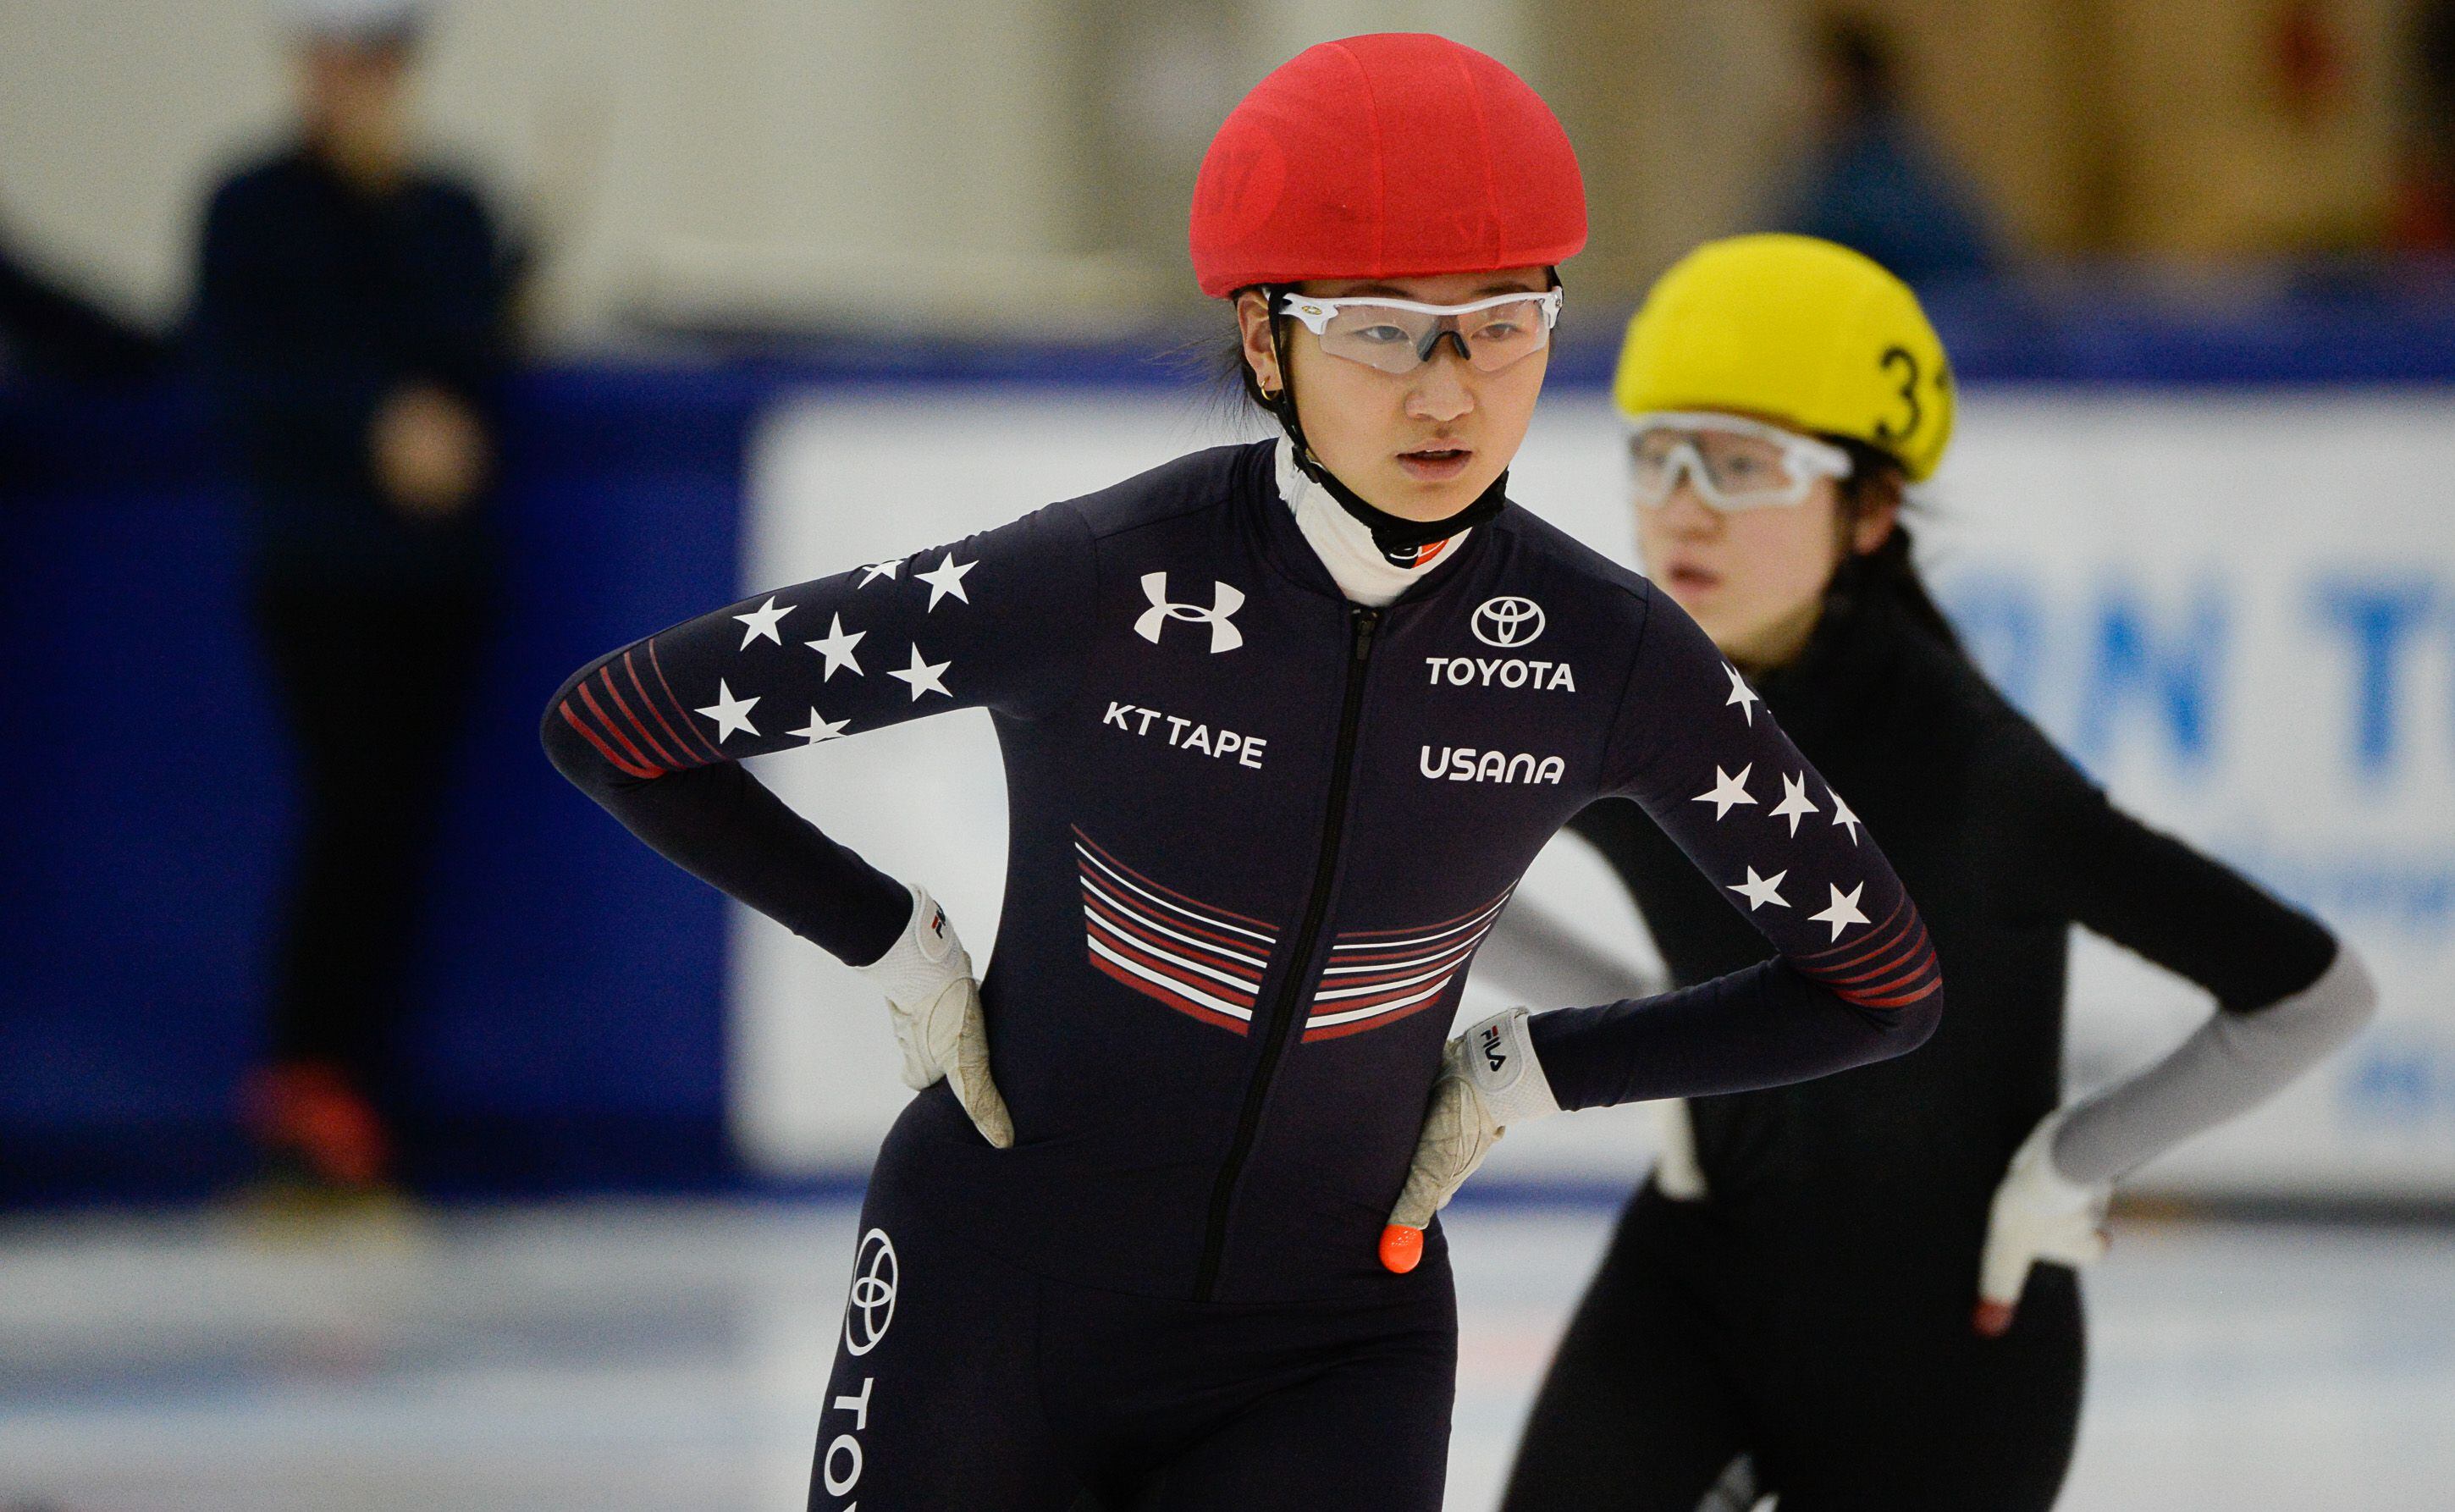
[1189,33,1586,298]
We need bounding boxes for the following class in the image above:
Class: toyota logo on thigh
[843,1228,898,1356]
[1472,595,1547,648]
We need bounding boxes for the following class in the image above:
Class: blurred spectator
[194,0,514,1192]
[1774,15,1999,287]
[2397,0,2455,251]
[0,213,167,384]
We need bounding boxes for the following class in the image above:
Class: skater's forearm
[2050,942,2375,1184]
[1986,731,2369,1182]
[1526,956,1939,1112]
[542,676,909,966]
[540,502,1097,964]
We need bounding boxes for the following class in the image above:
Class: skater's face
[1634,412,1895,671]
[1237,268,1551,522]
[298,38,415,186]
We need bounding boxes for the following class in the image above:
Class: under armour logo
[1135,572,1245,654]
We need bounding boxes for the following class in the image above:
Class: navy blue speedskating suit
[544,439,1942,1509]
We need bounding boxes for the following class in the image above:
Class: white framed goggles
[1623,411,1853,512]
[1277,289,1563,375]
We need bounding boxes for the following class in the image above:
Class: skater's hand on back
[371,383,488,519]
[1381,1008,1561,1272]
[1652,1099,1707,1200]
[858,885,1013,1149]
[1975,1109,2108,1336]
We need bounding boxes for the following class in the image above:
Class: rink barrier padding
[6,279,2455,1202]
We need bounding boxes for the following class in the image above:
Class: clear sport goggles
[1278,289,1563,375]
[1624,411,1853,511]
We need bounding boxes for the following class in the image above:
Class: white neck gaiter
[1275,439,1470,608]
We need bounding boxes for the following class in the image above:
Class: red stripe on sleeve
[1815,919,1931,990]
[1792,897,1943,1013]
[598,667,679,769]
[577,682,660,774]
[1823,930,1943,1011]
[560,703,662,780]
[1794,898,1911,968]
[648,640,727,762]
[624,652,703,769]
[1840,970,1943,1010]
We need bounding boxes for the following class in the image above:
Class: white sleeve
[2052,946,2377,1184]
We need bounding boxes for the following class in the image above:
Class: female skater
[545,44,1943,1512]
[1498,235,2375,1512]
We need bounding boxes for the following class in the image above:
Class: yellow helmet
[1612,234,1955,482]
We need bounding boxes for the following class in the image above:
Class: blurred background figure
[194,0,513,1193]
[1771,14,1999,287]
[2398,0,2455,251]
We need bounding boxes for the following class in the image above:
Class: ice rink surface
[2,1197,2449,1511]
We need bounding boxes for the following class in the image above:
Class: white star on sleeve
[858,559,904,587]
[1829,790,1862,844]
[733,594,795,648]
[1693,763,1757,820]
[887,643,952,700]
[803,614,865,679]
[788,707,850,744]
[1811,882,1870,941]
[914,554,976,610]
[694,679,760,742]
[1723,665,1761,726]
[1768,771,1821,836]
[1728,866,1789,911]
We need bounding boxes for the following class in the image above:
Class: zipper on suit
[1194,604,1380,1300]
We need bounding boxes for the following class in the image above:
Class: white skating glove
[856,885,1013,1150]
[1975,1109,2108,1336]
[1381,1007,1562,1273]
[1652,1097,1707,1201]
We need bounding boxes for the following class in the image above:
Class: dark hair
[1214,284,1297,429]
[1827,435,1964,653]
[1169,286,1287,439]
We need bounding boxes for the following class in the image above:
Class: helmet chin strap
[1265,305,1509,567]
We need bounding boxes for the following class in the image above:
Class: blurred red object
[243,1062,392,1189]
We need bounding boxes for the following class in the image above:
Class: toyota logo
[1471,596,1547,648]
[843,1228,898,1356]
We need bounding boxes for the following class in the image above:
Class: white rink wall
[732,388,2455,1200]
